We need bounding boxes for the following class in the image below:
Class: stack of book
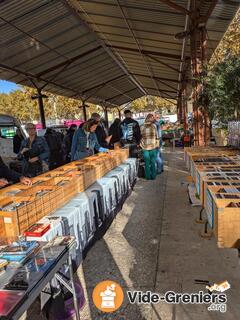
[0,241,39,264]
[23,223,50,238]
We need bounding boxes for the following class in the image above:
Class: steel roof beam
[0,63,117,107]
[36,46,102,77]
[116,0,162,97]
[106,45,188,61]
[106,88,138,102]
[199,0,219,24]
[80,0,186,17]
[63,0,146,96]
[158,0,191,15]
[134,73,180,83]
[82,74,126,94]
[146,55,180,73]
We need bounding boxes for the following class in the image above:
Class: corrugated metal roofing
[0,0,239,106]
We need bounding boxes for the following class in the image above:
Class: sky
[0,80,19,93]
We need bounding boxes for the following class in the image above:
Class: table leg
[68,255,81,320]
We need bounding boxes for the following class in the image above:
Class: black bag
[138,161,145,178]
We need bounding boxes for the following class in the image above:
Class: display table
[26,159,137,264]
[0,237,80,320]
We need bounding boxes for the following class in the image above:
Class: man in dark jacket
[13,128,24,154]
[120,109,141,157]
[0,156,31,188]
[44,128,63,169]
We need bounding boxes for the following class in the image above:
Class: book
[42,236,75,249]
[23,223,51,237]
[0,241,39,258]
[0,290,25,316]
[0,259,8,276]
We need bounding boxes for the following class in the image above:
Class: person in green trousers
[140,114,158,180]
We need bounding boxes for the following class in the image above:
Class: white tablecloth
[26,159,137,265]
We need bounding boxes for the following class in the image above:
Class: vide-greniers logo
[92,280,230,314]
[92,280,124,313]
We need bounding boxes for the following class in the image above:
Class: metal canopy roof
[0,0,239,107]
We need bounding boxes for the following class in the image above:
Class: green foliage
[206,55,240,127]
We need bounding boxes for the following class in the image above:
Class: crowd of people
[0,110,164,188]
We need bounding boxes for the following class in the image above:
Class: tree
[198,55,240,128]
[211,9,240,64]
[129,95,176,114]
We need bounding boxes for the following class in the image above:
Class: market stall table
[0,237,80,320]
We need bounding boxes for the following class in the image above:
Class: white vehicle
[0,114,26,163]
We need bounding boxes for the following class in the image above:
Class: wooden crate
[202,176,240,208]
[0,147,130,242]
[211,197,240,248]
[17,185,65,218]
[0,196,37,239]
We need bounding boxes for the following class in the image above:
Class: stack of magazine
[0,241,39,264]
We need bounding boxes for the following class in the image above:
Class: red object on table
[23,223,50,237]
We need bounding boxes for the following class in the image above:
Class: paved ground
[25,149,240,319]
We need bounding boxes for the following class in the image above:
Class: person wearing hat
[120,109,141,157]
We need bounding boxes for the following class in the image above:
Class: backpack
[121,122,134,143]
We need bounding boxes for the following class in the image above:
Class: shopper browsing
[0,156,31,188]
[19,123,49,177]
[91,113,112,148]
[71,119,108,160]
[109,118,122,149]
[120,110,141,157]
[140,114,158,180]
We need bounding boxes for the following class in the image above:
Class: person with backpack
[44,128,63,170]
[120,110,141,157]
[140,114,158,180]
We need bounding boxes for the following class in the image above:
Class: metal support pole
[82,104,87,121]
[103,106,109,129]
[183,88,188,134]
[68,255,81,320]
[190,0,200,146]
[118,108,122,120]
[37,89,46,129]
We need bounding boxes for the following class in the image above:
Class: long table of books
[0,236,81,320]
[185,146,240,248]
[0,149,137,319]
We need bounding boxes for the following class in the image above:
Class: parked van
[0,114,26,163]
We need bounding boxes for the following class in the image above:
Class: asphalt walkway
[25,149,240,320]
[78,148,240,320]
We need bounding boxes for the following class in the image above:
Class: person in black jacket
[13,128,24,154]
[109,118,121,149]
[0,156,31,188]
[44,128,63,170]
[62,124,77,163]
[120,110,141,157]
